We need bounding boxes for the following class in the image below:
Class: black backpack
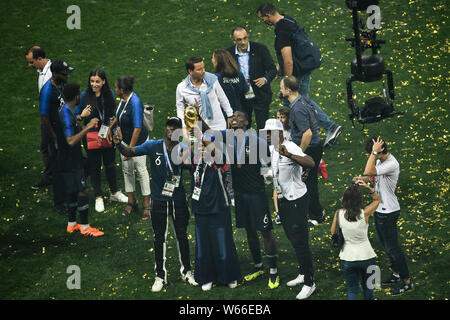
[284,18,322,76]
[360,96,394,122]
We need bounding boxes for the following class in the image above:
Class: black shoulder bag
[331,211,345,249]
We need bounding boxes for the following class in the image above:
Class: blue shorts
[234,191,272,232]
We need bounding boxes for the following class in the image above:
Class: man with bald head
[26,46,52,93]
[226,27,277,130]
[26,46,57,196]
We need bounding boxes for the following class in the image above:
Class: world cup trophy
[184,105,199,143]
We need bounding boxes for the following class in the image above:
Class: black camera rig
[345,0,403,127]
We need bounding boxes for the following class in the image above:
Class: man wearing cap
[112,116,198,293]
[226,26,277,130]
[263,118,316,299]
[39,59,74,214]
[176,56,233,131]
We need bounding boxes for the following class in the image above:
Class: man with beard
[113,117,198,293]
[39,59,74,215]
[176,56,233,131]
[226,26,277,130]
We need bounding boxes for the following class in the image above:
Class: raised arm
[112,127,136,158]
[354,178,380,222]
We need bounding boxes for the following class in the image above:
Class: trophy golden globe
[184,105,199,143]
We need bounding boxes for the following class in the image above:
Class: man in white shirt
[176,56,233,131]
[26,46,57,194]
[263,118,317,300]
[355,136,413,296]
[26,46,52,93]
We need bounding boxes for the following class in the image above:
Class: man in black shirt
[256,3,342,148]
[218,111,280,289]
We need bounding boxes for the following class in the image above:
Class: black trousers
[151,199,192,281]
[86,147,118,197]
[41,126,65,206]
[304,144,324,220]
[278,194,314,286]
[374,211,410,279]
[242,98,270,130]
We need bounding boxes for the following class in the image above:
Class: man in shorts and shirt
[354,137,413,296]
[113,117,198,292]
[263,118,316,299]
[57,83,104,237]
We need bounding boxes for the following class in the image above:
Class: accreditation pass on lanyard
[161,142,181,197]
[273,151,283,199]
[192,156,206,201]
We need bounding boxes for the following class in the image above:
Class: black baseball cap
[50,59,75,75]
[166,116,182,128]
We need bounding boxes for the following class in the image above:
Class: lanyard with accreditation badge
[161,141,181,197]
[272,147,284,199]
[192,155,208,201]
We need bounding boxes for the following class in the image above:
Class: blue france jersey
[56,103,83,171]
[39,80,65,127]
[134,140,186,201]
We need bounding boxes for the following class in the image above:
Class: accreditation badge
[192,186,201,201]
[98,124,109,139]
[172,175,181,188]
[162,178,176,197]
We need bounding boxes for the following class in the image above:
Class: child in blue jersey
[112,117,198,292]
[56,83,104,237]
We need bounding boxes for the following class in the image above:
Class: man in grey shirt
[354,136,413,296]
[280,75,324,226]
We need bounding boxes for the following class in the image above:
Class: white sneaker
[151,277,165,292]
[95,197,104,212]
[323,125,342,148]
[228,280,238,289]
[110,191,128,203]
[182,270,198,286]
[201,282,213,291]
[286,274,304,287]
[296,283,316,300]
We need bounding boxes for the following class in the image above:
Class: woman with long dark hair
[212,49,249,114]
[330,179,380,300]
[78,69,127,212]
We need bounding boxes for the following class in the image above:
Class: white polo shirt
[38,59,52,93]
[271,140,307,201]
[375,154,401,213]
[176,76,233,130]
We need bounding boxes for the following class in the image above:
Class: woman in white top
[330,179,380,300]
